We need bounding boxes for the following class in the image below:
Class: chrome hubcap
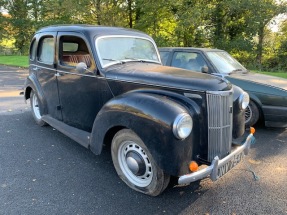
[245,104,252,123]
[118,141,153,187]
[126,156,139,174]
[126,151,146,176]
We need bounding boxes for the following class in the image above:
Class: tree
[173,0,214,47]
[134,0,178,46]
[2,0,32,54]
[248,0,287,65]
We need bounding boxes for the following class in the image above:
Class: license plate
[217,152,244,178]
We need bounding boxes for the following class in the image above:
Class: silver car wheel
[32,93,41,120]
[118,140,153,187]
[245,104,252,124]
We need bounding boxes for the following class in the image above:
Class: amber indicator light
[189,161,199,172]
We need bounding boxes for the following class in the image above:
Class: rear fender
[24,73,47,115]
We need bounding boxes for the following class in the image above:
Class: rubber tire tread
[30,90,47,127]
[111,129,170,196]
[245,100,260,127]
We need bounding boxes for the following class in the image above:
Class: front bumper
[178,133,254,184]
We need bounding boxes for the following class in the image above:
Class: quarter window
[30,39,37,60]
[38,37,55,64]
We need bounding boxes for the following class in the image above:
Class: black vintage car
[159,47,287,128]
[24,25,255,196]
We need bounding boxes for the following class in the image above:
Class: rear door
[35,32,62,120]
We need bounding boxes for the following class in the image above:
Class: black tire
[245,100,260,127]
[111,129,170,196]
[30,90,47,126]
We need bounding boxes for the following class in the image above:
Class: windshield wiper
[102,58,125,65]
[124,58,159,64]
[103,58,121,62]
[102,58,159,65]
[230,69,248,74]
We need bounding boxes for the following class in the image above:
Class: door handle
[32,67,38,71]
[55,73,62,77]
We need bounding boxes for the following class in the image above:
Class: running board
[42,115,90,149]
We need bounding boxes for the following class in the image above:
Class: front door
[36,33,62,120]
[55,32,113,132]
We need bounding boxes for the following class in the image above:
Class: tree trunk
[256,25,264,66]
[128,0,133,28]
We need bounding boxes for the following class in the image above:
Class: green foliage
[1,0,287,71]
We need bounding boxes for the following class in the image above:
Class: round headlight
[239,92,249,110]
[173,113,193,139]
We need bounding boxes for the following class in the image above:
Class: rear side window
[30,39,37,60]
[38,37,55,64]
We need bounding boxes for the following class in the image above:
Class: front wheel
[30,90,47,126]
[111,129,170,196]
[245,100,260,127]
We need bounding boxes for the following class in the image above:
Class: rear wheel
[111,129,170,196]
[245,100,260,127]
[30,90,47,126]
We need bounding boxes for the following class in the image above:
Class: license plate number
[217,152,244,178]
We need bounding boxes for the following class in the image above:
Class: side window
[59,36,92,69]
[159,51,169,65]
[30,39,37,61]
[38,37,55,64]
[171,52,207,72]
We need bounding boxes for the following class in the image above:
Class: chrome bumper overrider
[178,133,254,184]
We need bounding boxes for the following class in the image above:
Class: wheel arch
[24,74,48,114]
[89,90,201,176]
[248,93,264,120]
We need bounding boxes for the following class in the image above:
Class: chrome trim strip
[178,133,253,184]
[183,93,202,99]
[30,64,57,72]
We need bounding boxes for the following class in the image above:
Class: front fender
[90,90,201,176]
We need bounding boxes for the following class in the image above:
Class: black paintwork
[159,47,287,127]
[24,25,246,176]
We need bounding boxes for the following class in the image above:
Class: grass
[252,70,287,79]
[0,55,286,79]
[0,55,29,68]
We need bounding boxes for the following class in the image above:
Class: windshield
[96,36,160,68]
[206,51,247,74]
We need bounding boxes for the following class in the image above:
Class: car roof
[159,47,224,52]
[36,24,152,39]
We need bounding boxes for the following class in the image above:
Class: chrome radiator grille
[206,90,233,162]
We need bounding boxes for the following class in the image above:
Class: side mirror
[76,62,88,74]
[201,66,209,73]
